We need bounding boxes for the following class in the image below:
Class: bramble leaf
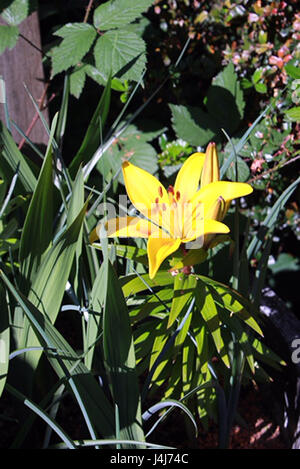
[93,29,146,82]
[0,25,19,54]
[51,23,97,77]
[93,0,153,31]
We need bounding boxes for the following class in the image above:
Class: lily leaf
[19,117,57,290]
[195,279,230,368]
[169,248,208,272]
[102,258,145,446]
[0,269,116,439]
[167,273,197,328]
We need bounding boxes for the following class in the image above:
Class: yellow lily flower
[93,146,253,279]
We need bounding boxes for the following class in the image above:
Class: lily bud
[200,142,220,188]
[202,196,226,249]
[208,195,226,222]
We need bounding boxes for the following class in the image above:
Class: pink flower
[278,45,289,57]
[249,13,259,23]
[269,56,284,68]
[251,158,265,173]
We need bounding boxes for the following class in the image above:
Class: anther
[167,185,174,195]
[176,190,181,201]
[158,186,163,198]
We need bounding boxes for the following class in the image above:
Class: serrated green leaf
[93,0,153,31]
[284,106,300,122]
[284,63,300,79]
[1,0,29,25]
[211,63,245,119]
[169,103,216,147]
[0,24,19,54]
[252,68,263,84]
[69,65,87,99]
[51,23,97,77]
[99,134,158,183]
[268,253,300,275]
[226,155,250,182]
[171,64,245,146]
[94,29,146,82]
[254,82,267,94]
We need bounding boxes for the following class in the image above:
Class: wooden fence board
[0,12,49,145]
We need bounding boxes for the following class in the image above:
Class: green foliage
[51,23,97,77]
[170,64,245,147]
[93,0,153,31]
[93,29,146,83]
[1,0,32,26]
[97,123,159,184]
[0,24,18,54]
[47,0,154,97]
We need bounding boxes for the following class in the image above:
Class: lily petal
[200,142,220,187]
[174,152,206,203]
[191,180,253,217]
[147,235,182,279]
[183,218,230,243]
[103,216,159,238]
[122,162,169,217]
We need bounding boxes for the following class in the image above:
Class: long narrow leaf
[102,258,145,447]
[6,383,77,449]
[18,197,90,378]
[247,175,300,259]
[0,269,116,439]
[69,75,112,177]
[19,116,58,288]
[0,121,37,193]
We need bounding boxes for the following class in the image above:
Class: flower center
[167,185,180,208]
